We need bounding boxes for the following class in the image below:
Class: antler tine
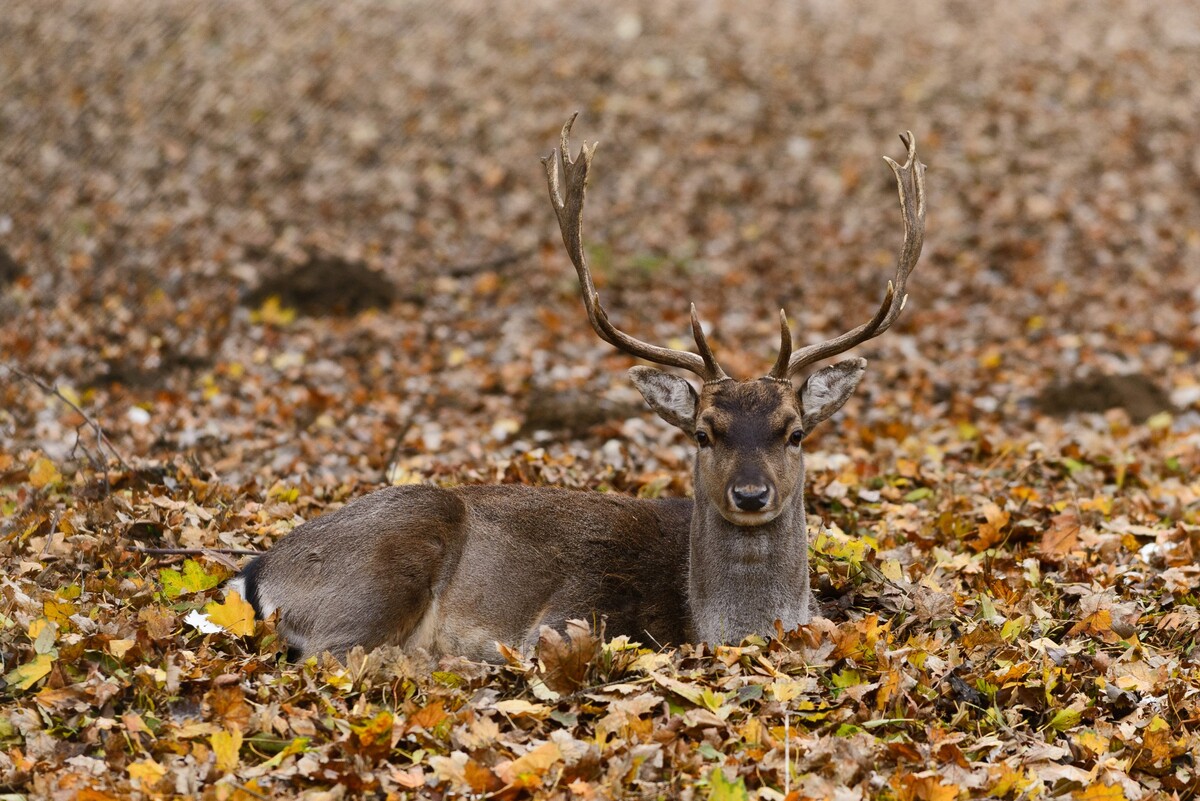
[689,304,728,381]
[786,131,926,375]
[767,309,792,380]
[543,114,723,381]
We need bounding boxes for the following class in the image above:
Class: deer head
[543,114,926,529]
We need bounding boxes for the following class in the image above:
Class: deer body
[230,485,692,660]
[228,116,926,661]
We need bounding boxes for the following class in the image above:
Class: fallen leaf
[212,728,243,773]
[3,652,55,691]
[204,590,256,636]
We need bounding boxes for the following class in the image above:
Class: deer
[226,115,926,662]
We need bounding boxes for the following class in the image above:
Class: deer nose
[731,485,771,512]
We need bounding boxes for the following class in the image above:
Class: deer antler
[543,114,728,382]
[768,132,927,379]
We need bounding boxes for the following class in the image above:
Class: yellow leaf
[1073,783,1127,801]
[211,728,244,773]
[3,652,55,690]
[127,758,167,788]
[27,617,54,643]
[205,591,256,637]
[43,599,75,627]
[29,457,62,489]
[880,559,906,583]
[1071,729,1110,757]
[251,295,296,326]
[770,680,805,702]
[108,639,136,658]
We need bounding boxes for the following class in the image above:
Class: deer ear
[798,358,867,432]
[628,366,699,431]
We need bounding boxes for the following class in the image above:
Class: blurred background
[2,0,1198,491]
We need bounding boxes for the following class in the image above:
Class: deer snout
[730,484,773,513]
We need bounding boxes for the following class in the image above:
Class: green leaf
[161,559,222,599]
[1047,707,1082,731]
[904,487,933,502]
[698,687,728,713]
[1061,457,1087,475]
[831,669,863,689]
[707,767,749,801]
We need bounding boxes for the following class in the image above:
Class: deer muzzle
[724,481,779,526]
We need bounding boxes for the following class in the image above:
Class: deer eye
[695,430,711,448]
[788,429,805,447]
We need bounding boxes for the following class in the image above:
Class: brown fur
[238,485,691,661]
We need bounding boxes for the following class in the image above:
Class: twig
[381,415,416,485]
[136,547,260,557]
[3,362,133,485]
[784,712,790,799]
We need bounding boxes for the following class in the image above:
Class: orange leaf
[1040,512,1080,560]
[29,457,62,489]
[495,741,561,789]
[408,700,448,730]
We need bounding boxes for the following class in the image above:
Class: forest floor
[2,0,1200,798]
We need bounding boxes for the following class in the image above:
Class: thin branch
[381,414,416,485]
[3,362,133,478]
[135,547,260,557]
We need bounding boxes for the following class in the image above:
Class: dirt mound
[521,390,644,438]
[1035,373,1174,421]
[244,253,396,317]
[0,247,23,287]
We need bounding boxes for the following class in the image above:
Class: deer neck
[686,466,811,644]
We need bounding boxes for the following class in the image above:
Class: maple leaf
[204,590,256,636]
[161,559,223,599]
[211,729,243,773]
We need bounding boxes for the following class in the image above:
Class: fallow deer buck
[227,115,926,661]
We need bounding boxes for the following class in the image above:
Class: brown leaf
[1039,511,1080,560]
[536,619,598,693]
[206,685,251,732]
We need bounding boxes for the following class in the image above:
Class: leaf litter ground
[2,1,1200,798]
